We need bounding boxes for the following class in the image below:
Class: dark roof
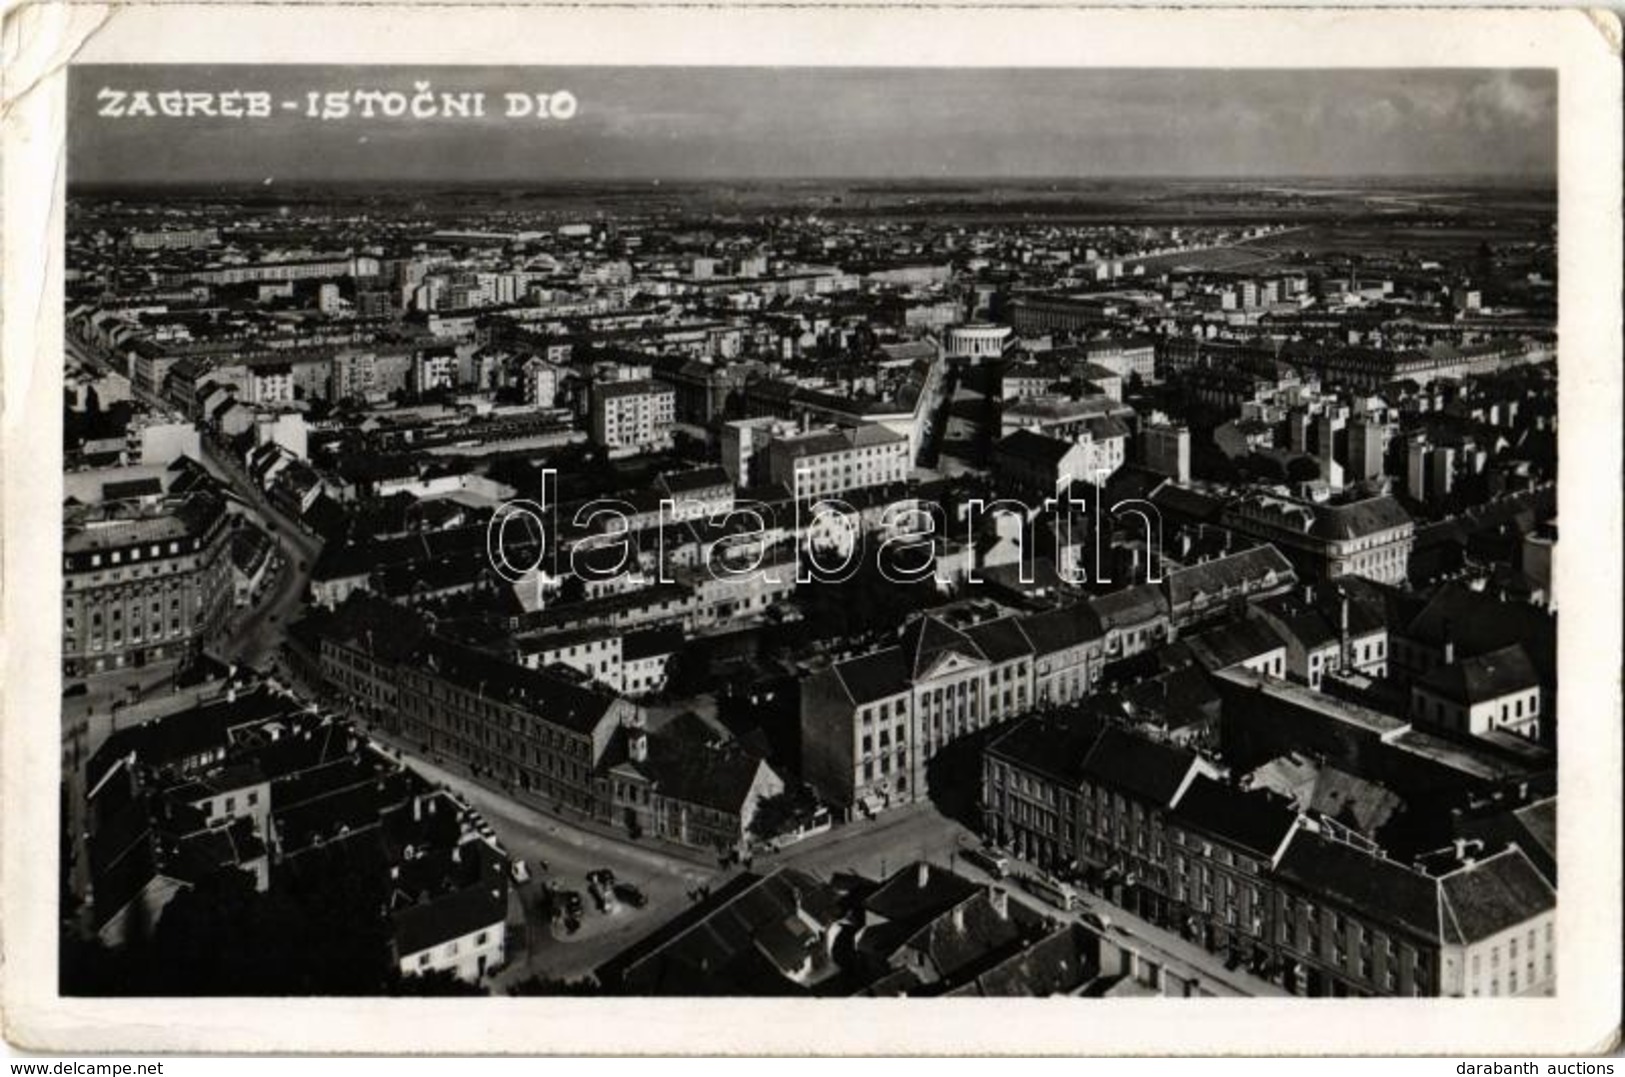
[102,477,164,501]
[1418,642,1540,704]
[1438,848,1555,946]
[392,874,507,956]
[987,712,1107,788]
[1149,484,1227,524]
[1171,776,1296,857]
[900,615,985,680]
[1119,667,1221,731]
[601,868,837,996]
[1309,496,1413,540]
[413,637,622,736]
[1018,604,1104,656]
[994,428,1077,468]
[630,727,773,816]
[1254,593,1339,649]
[1404,582,1556,685]
[947,922,1098,998]
[1185,618,1287,672]
[832,648,911,706]
[1165,545,1294,611]
[1080,727,1196,806]
[88,689,290,791]
[864,861,981,926]
[1088,583,1168,630]
[1457,798,1557,886]
[659,466,732,494]
[306,592,430,665]
[622,625,685,662]
[1272,830,1439,941]
[964,617,1035,665]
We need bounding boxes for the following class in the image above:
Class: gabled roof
[900,615,986,680]
[392,873,508,957]
[1308,496,1413,541]
[1165,545,1294,611]
[1088,583,1169,630]
[1171,775,1296,858]
[1184,618,1287,672]
[1017,604,1104,656]
[1418,642,1540,704]
[1079,727,1196,806]
[964,617,1035,665]
[993,428,1079,468]
[831,648,912,706]
[1272,830,1438,941]
[986,712,1107,788]
[626,725,775,816]
[1438,847,1556,947]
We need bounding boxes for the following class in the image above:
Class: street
[361,732,725,988]
[766,799,1284,997]
[66,330,320,672]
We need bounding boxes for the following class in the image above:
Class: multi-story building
[395,637,638,818]
[1165,775,1299,966]
[1409,641,1543,741]
[800,613,1037,816]
[1222,493,1414,585]
[980,710,1555,998]
[1141,423,1191,482]
[412,346,459,395]
[62,466,234,678]
[766,422,911,500]
[125,227,220,251]
[1253,585,1388,688]
[1082,337,1156,383]
[522,355,562,408]
[591,379,677,451]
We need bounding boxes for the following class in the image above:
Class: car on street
[612,882,648,908]
[510,858,531,884]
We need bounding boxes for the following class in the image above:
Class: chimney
[413,794,423,822]
[629,729,648,764]
[916,861,931,890]
[951,903,966,934]
[1443,639,1455,666]
[988,885,1009,920]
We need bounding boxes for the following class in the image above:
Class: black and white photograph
[2,2,1620,1060]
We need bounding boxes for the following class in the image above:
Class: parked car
[612,882,648,908]
[558,890,583,919]
[510,858,531,885]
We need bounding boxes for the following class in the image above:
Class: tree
[748,783,823,843]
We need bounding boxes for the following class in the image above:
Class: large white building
[591,379,676,451]
[765,422,911,499]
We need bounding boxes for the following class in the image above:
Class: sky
[69,66,1557,185]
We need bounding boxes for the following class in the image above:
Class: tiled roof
[987,711,1107,787]
[1308,496,1413,541]
[994,429,1077,468]
[1438,847,1555,946]
[1080,727,1196,807]
[1171,775,1296,858]
[1165,545,1294,612]
[1017,605,1104,656]
[832,648,911,706]
[1418,642,1540,704]
[1272,830,1438,941]
[901,615,986,680]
